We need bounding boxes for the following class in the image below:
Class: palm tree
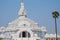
[52,11,59,40]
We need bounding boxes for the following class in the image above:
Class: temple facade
[0,0,47,40]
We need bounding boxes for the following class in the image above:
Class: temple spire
[18,0,27,17]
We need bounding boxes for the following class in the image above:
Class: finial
[18,0,27,17]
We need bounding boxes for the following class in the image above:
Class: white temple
[0,0,47,40]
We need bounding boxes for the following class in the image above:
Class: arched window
[19,32,21,37]
[28,32,30,37]
[22,31,26,37]
[19,31,30,38]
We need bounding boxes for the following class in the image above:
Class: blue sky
[0,0,60,35]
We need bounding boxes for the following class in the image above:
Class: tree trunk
[55,18,57,40]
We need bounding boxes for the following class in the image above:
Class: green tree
[52,11,59,40]
[0,38,3,40]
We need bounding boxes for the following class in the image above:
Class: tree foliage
[0,38,3,40]
[52,11,59,18]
